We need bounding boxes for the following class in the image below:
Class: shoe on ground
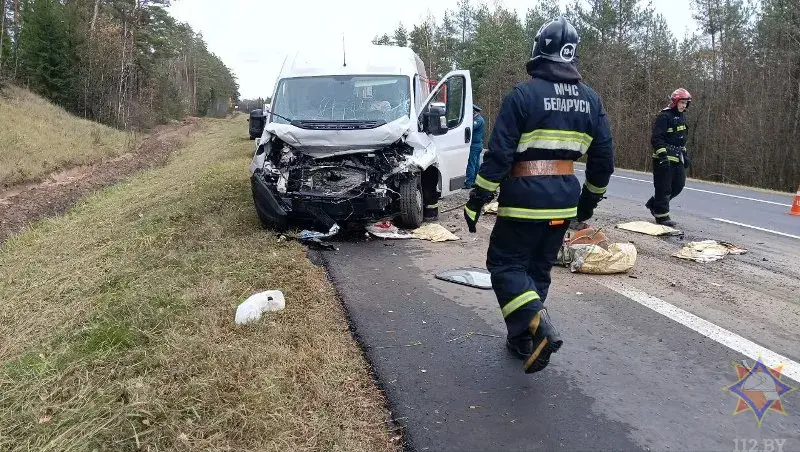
[523,308,563,374]
[655,216,677,227]
[423,206,439,222]
[506,335,533,360]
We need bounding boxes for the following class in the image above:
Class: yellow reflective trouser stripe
[585,181,606,194]
[464,206,477,221]
[502,290,540,318]
[475,174,499,192]
[653,154,682,161]
[517,129,593,154]
[497,206,577,220]
[654,212,670,218]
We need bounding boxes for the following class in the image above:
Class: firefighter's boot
[423,204,439,222]
[506,334,533,360]
[523,308,563,374]
[656,216,677,227]
[647,198,677,227]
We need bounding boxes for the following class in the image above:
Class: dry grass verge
[0,117,397,451]
[0,85,138,187]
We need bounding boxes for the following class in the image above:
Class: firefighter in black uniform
[463,16,615,374]
[645,88,692,226]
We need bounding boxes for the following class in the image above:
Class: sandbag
[568,243,637,274]
[556,226,637,274]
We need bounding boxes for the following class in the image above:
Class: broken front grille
[288,165,368,197]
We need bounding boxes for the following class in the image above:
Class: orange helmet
[668,88,692,109]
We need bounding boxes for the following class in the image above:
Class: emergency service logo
[724,356,797,427]
[560,43,576,62]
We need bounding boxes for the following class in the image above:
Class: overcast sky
[166,0,698,100]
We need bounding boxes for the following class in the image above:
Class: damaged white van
[248,43,474,232]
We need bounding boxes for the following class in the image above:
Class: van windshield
[271,75,411,124]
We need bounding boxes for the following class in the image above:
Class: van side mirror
[423,105,447,136]
[249,109,267,138]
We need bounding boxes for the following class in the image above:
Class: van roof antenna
[342,34,347,67]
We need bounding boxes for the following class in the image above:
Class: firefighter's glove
[682,148,691,169]
[463,187,494,233]
[657,152,669,167]
[576,189,604,223]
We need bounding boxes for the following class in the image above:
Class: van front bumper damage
[249,117,438,231]
[251,168,394,231]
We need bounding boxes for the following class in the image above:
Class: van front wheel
[398,175,424,229]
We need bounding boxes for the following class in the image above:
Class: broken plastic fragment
[297,223,340,240]
[435,267,493,289]
[235,290,286,325]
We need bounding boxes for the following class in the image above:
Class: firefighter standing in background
[463,16,615,374]
[645,88,692,227]
[463,105,485,189]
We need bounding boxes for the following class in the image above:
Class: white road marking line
[593,279,800,384]
[575,169,792,207]
[712,218,800,240]
[683,187,791,206]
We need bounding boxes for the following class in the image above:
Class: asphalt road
[577,164,800,240]
[316,168,800,452]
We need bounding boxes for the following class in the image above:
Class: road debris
[435,267,493,289]
[557,227,637,274]
[366,220,413,239]
[412,223,460,242]
[376,341,423,349]
[446,331,501,343]
[281,223,341,250]
[616,220,682,236]
[366,220,459,241]
[235,290,286,325]
[568,242,637,274]
[298,223,340,240]
[672,240,747,263]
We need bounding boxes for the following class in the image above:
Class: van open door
[419,70,473,196]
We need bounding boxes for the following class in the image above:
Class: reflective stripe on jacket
[474,76,614,221]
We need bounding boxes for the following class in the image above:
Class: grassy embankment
[0,110,397,450]
[0,85,137,187]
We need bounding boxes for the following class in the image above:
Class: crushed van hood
[264,116,414,158]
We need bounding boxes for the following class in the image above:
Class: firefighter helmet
[668,88,692,109]
[530,16,580,64]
